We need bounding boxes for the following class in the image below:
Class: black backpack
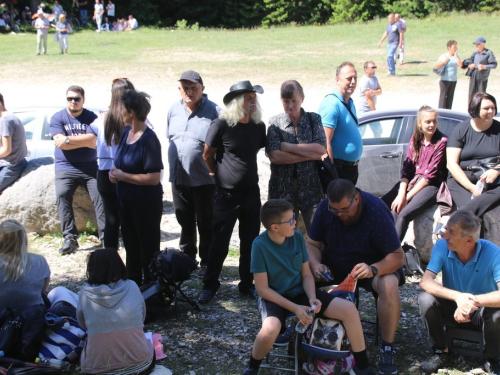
[402,243,424,276]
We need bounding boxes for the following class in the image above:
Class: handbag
[0,308,22,356]
[432,64,446,76]
[39,317,86,364]
[466,156,500,189]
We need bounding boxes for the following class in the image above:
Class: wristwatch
[370,266,378,277]
[65,137,70,144]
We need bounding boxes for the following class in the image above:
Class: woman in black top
[446,92,500,217]
[110,90,163,285]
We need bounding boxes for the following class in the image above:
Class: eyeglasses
[370,66,377,69]
[328,197,355,215]
[66,97,82,103]
[113,78,129,83]
[274,213,296,226]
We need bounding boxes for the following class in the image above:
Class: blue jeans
[80,9,88,27]
[387,43,398,74]
[0,159,27,193]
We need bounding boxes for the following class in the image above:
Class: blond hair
[220,94,262,126]
[0,219,39,282]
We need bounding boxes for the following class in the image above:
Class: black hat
[223,80,264,105]
[178,70,203,85]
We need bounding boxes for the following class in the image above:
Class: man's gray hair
[448,211,481,242]
[220,94,262,126]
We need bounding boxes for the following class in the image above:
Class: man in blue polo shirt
[418,211,500,374]
[167,70,220,277]
[50,85,104,255]
[318,61,362,185]
[307,178,405,375]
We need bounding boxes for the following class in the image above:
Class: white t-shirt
[95,3,103,16]
[106,3,114,16]
[355,75,380,114]
[128,17,137,29]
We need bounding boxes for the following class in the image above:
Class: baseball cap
[473,37,486,44]
[178,70,203,85]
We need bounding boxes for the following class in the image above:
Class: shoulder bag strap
[326,93,359,126]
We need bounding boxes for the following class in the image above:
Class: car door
[357,116,410,196]
[13,109,55,160]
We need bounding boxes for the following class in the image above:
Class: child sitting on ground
[243,199,374,375]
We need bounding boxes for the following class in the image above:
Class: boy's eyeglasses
[328,197,355,215]
[274,213,296,226]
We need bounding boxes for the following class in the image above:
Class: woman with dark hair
[95,78,135,250]
[266,80,326,234]
[77,249,154,374]
[382,105,448,241]
[109,90,163,286]
[446,92,500,217]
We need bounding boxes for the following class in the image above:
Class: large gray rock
[403,204,500,263]
[0,157,98,235]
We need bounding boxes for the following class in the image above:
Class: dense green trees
[47,0,500,28]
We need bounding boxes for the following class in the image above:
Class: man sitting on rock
[0,92,28,194]
[306,178,405,375]
[418,211,500,374]
[50,85,104,255]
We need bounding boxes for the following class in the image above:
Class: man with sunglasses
[50,85,104,255]
[306,178,405,375]
[355,61,383,138]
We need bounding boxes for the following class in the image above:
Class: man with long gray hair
[199,80,266,304]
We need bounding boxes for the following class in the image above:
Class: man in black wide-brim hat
[199,80,266,304]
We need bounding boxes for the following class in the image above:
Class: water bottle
[36,357,71,369]
[471,180,485,199]
[295,304,317,334]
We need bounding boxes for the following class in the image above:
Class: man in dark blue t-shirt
[50,85,104,255]
[307,179,405,375]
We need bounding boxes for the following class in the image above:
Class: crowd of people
[1,15,500,375]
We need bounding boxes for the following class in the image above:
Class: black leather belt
[333,158,359,167]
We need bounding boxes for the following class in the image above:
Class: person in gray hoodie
[77,249,154,374]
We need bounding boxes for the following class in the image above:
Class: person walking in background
[394,13,406,65]
[93,0,103,32]
[34,9,49,55]
[106,0,114,24]
[52,0,63,22]
[435,40,463,109]
[199,80,266,304]
[167,71,220,277]
[318,62,362,185]
[110,90,163,286]
[56,14,70,54]
[378,13,404,76]
[467,37,497,102]
[78,0,88,27]
[266,80,326,235]
[94,78,136,250]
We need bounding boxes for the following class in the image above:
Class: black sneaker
[379,348,397,375]
[274,324,293,347]
[59,237,79,255]
[485,359,500,375]
[353,365,375,375]
[198,289,217,304]
[243,367,258,375]
[239,285,258,300]
[420,352,450,373]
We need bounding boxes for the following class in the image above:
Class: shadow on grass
[399,73,430,77]
[402,61,428,65]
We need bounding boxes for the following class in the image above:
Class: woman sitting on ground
[446,92,500,217]
[0,219,50,312]
[381,105,448,241]
[77,249,154,374]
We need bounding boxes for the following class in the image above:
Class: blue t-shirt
[309,190,401,281]
[114,126,164,203]
[317,89,362,162]
[427,239,500,295]
[251,230,309,298]
[387,22,403,45]
[441,55,459,82]
[50,108,98,172]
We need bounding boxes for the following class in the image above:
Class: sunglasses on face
[274,213,296,226]
[66,97,82,103]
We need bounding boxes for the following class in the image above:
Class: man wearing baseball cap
[166,70,220,277]
[467,37,497,101]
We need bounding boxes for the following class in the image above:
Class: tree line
[6,0,500,28]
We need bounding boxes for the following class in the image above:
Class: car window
[359,117,404,145]
[438,117,464,138]
[14,111,38,141]
[42,114,52,140]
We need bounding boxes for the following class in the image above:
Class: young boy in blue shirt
[243,199,374,375]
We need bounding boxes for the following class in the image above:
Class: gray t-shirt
[355,75,380,114]
[387,21,402,45]
[0,113,28,167]
[0,253,50,311]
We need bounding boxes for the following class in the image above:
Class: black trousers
[202,185,261,292]
[469,71,489,102]
[447,176,500,217]
[119,198,162,286]
[171,183,215,266]
[97,169,120,250]
[333,161,358,186]
[55,169,105,240]
[438,80,457,110]
[381,182,439,241]
[418,292,500,361]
